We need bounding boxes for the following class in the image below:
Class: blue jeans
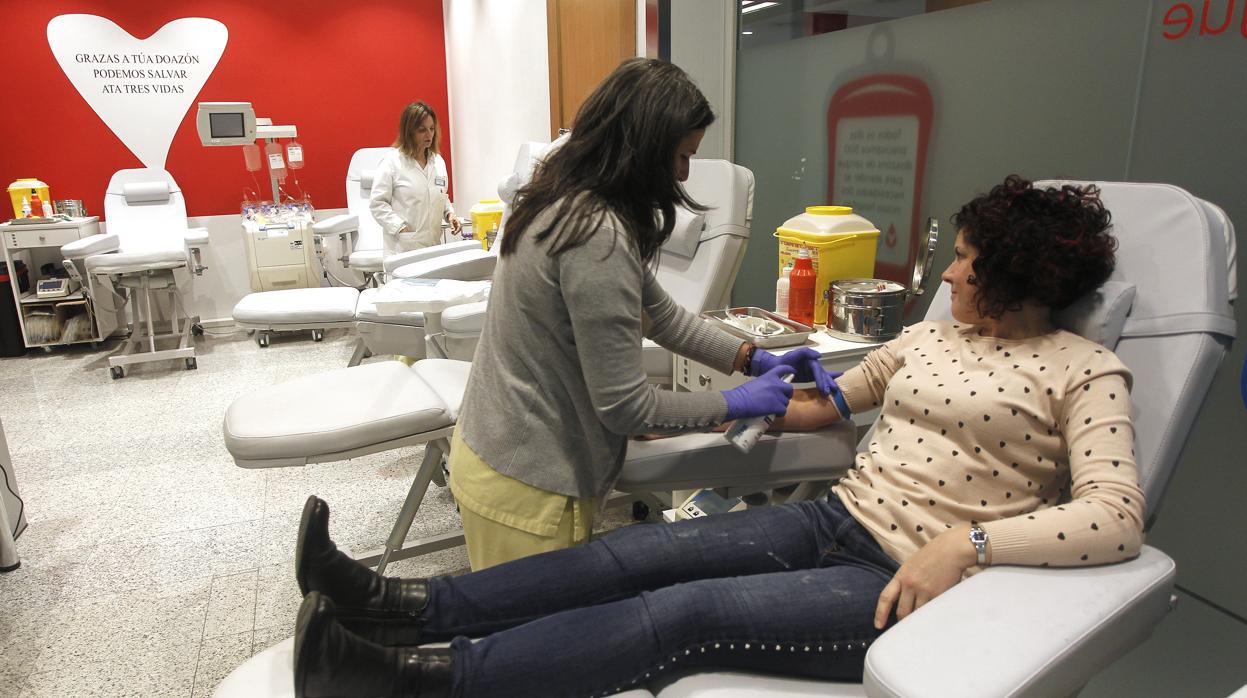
[422,496,900,698]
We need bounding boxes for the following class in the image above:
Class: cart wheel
[311,329,324,342]
[631,501,650,521]
[110,366,124,380]
[185,357,197,370]
[258,333,270,348]
[191,323,204,337]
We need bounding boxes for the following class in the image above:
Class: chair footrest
[232,287,361,327]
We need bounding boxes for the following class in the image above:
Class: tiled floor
[0,327,631,697]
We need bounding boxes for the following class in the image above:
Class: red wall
[0,0,450,217]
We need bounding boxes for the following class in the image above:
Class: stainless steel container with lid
[828,218,939,342]
[53,200,87,218]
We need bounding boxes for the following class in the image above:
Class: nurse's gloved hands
[722,366,795,421]
[750,347,844,398]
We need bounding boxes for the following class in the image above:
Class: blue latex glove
[722,366,796,421]
[750,347,844,398]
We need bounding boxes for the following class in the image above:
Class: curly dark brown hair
[951,175,1116,317]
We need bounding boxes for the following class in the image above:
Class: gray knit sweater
[456,206,743,499]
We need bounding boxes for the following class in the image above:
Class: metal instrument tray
[701,307,814,348]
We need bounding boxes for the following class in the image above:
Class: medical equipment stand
[0,418,25,572]
[239,122,320,292]
[241,219,319,292]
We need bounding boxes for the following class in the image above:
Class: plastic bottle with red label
[788,248,816,326]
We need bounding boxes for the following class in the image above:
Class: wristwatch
[968,525,988,566]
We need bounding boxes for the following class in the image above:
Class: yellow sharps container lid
[804,205,853,216]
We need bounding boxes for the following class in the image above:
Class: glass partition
[733,0,1149,315]
[732,2,1247,693]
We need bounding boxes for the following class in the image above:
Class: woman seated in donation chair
[287,175,1145,698]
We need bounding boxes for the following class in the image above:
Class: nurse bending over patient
[290,175,1147,698]
[444,57,838,569]
[370,100,462,255]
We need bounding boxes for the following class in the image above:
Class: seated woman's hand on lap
[873,525,980,629]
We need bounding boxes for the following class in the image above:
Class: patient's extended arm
[769,388,845,431]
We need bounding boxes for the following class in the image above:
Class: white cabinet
[0,217,112,349]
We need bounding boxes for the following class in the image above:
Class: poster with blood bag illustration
[827,74,933,285]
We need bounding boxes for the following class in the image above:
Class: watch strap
[969,524,988,566]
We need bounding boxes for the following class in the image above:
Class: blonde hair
[393,101,440,160]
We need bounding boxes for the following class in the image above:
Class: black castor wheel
[631,501,650,521]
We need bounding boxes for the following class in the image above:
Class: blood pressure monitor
[196,102,258,146]
[36,277,79,299]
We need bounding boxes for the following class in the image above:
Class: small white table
[0,216,107,349]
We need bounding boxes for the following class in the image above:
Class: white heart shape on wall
[47,14,227,170]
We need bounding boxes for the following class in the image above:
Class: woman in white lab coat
[369,101,462,255]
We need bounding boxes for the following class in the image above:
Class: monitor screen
[209,112,246,138]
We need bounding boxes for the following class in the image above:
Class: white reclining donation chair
[222,157,757,554]
[61,169,210,379]
[230,145,493,358]
[217,180,1236,697]
[319,146,393,285]
[230,146,388,347]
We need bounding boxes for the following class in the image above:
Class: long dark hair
[500,58,715,263]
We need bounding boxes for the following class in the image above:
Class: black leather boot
[297,495,431,646]
[295,592,454,698]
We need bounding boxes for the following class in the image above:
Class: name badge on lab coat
[434,176,447,188]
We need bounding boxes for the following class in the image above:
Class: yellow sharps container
[469,199,504,250]
[774,206,880,325]
[8,179,51,219]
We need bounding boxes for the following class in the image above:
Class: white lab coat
[369,150,455,255]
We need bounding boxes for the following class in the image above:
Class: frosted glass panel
[733,0,1147,314]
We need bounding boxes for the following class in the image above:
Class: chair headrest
[1052,280,1137,348]
[661,207,708,259]
[122,181,172,204]
[1036,180,1236,340]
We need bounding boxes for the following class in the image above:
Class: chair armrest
[312,214,359,236]
[616,425,858,493]
[863,546,1176,698]
[391,249,496,282]
[61,233,120,259]
[383,239,482,274]
[442,300,489,333]
[185,227,210,246]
